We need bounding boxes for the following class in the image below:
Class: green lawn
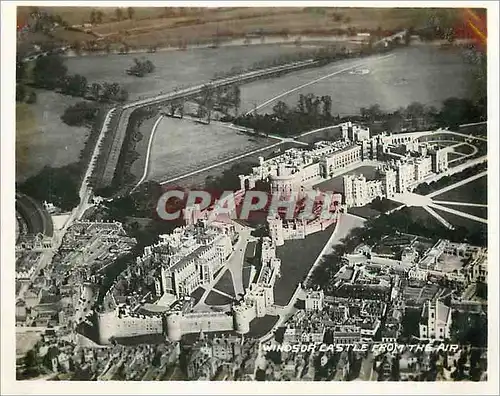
[433,176,487,204]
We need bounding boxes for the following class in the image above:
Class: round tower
[166,311,183,342]
[233,305,251,335]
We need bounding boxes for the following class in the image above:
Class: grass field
[348,199,401,219]
[432,207,488,236]
[240,46,473,116]
[146,117,277,183]
[433,176,487,204]
[452,143,476,155]
[205,291,234,305]
[129,114,160,179]
[448,152,464,161]
[214,269,235,297]
[16,92,91,182]
[314,165,379,193]
[247,315,279,339]
[64,45,314,100]
[437,204,487,219]
[18,7,449,48]
[274,222,337,306]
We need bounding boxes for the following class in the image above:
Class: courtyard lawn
[452,143,475,155]
[16,92,90,182]
[190,287,205,306]
[447,152,464,161]
[64,45,313,101]
[214,269,236,297]
[242,266,254,291]
[433,176,487,204]
[274,222,337,306]
[313,165,379,194]
[240,46,472,116]
[205,291,234,306]
[147,117,277,183]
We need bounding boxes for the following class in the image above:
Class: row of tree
[30,55,129,103]
[195,84,241,123]
[234,93,487,138]
[235,93,337,137]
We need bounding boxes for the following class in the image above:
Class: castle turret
[166,311,183,342]
[233,303,252,335]
[267,212,284,247]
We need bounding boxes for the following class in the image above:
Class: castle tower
[233,304,251,335]
[267,212,284,246]
[166,311,183,342]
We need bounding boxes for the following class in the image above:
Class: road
[193,229,252,310]
[226,229,252,297]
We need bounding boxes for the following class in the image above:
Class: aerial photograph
[10,4,491,385]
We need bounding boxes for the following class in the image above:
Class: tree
[62,74,88,97]
[115,8,123,21]
[232,85,241,116]
[26,91,37,104]
[16,84,26,102]
[127,7,135,19]
[272,101,289,119]
[16,58,26,82]
[321,95,332,118]
[90,83,101,100]
[94,10,104,24]
[406,101,425,119]
[33,55,68,90]
[118,88,129,103]
[72,40,82,55]
[61,102,100,126]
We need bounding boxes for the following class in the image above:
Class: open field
[64,45,314,100]
[240,46,474,116]
[16,93,89,182]
[168,141,304,188]
[274,222,337,306]
[314,165,379,193]
[433,176,487,204]
[18,7,448,48]
[146,117,277,183]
